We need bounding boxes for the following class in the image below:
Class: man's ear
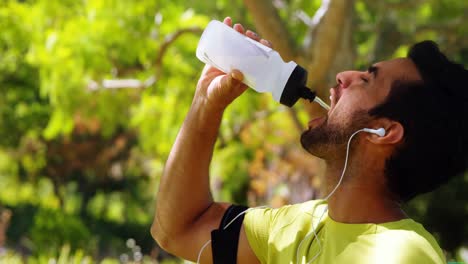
[367,120,404,145]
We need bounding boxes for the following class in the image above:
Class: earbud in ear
[363,128,386,137]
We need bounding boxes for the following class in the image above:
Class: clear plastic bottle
[196,20,329,109]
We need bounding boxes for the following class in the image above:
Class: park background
[0,0,467,263]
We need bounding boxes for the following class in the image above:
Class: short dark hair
[368,40,468,202]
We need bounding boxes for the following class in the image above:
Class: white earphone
[363,127,386,137]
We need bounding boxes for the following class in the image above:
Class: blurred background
[0,0,466,263]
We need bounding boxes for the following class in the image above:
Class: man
[151,17,467,263]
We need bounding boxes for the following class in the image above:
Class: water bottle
[196,20,329,109]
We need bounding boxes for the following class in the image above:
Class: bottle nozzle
[299,86,316,101]
[300,86,331,111]
[279,65,330,110]
[313,96,331,111]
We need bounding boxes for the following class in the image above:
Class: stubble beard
[300,110,372,161]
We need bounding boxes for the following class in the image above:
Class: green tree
[0,0,466,262]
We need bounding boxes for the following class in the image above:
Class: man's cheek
[334,107,365,130]
[335,103,355,121]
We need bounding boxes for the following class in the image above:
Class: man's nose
[336,71,363,89]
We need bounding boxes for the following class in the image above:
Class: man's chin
[300,128,330,159]
[300,109,372,159]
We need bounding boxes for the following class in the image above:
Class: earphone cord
[197,129,368,264]
[323,129,365,201]
[296,129,366,264]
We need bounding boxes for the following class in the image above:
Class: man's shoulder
[274,199,327,215]
[375,218,440,246]
[247,199,328,224]
[371,219,445,263]
[244,199,329,242]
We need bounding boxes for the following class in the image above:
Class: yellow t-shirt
[244,200,445,264]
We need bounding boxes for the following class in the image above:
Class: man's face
[301,58,422,159]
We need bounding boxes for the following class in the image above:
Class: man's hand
[194,17,272,111]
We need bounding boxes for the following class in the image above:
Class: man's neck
[324,166,407,224]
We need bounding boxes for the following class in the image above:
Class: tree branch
[243,0,298,61]
[155,27,203,76]
[220,108,290,147]
[233,108,280,140]
[87,76,156,91]
[302,0,355,93]
[287,108,305,133]
[88,27,203,92]
[295,10,314,27]
[414,18,464,33]
[365,0,425,10]
[0,208,11,248]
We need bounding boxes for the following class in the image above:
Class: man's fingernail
[261,39,272,46]
[231,71,242,81]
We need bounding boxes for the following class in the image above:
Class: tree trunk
[243,0,298,61]
[243,0,356,109]
[243,0,357,202]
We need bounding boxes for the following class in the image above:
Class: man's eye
[361,77,369,83]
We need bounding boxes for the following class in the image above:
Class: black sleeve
[211,204,249,264]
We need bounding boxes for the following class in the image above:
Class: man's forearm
[153,97,223,240]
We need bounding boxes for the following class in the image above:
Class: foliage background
[0,0,466,263]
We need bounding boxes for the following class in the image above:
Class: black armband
[211,204,249,264]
